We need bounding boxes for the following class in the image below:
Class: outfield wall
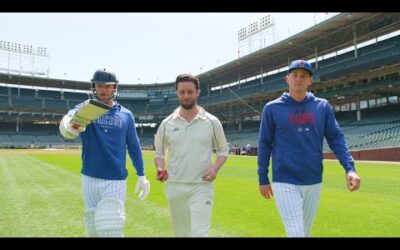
[324,147,400,162]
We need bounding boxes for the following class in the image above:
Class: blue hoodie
[257,92,355,185]
[68,102,144,180]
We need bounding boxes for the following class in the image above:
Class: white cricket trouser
[273,182,322,237]
[165,182,214,237]
[82,174,127,209]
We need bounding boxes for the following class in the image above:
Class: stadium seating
[1,33,400,152]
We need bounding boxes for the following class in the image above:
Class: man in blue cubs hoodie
[59,69,150,237]
[257,60,361,237]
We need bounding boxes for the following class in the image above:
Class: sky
[0,13,338,85]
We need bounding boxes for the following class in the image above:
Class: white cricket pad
[84,208,97,237]
[94,198,125,237]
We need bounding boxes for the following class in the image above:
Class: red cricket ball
[157,169,167,179]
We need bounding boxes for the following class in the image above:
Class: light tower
[0,40,50,77]
[238,14,275,57]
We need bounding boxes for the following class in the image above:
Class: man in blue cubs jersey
[59,68,150,237]
[257,60,361,237]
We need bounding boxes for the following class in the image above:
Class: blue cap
[288,60,313,76]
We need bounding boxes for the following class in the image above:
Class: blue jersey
[257,92,355,185]
[68,101,144,180]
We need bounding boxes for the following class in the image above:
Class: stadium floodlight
[259,15,273,29]
[238,14,275,56]
[0,40,48,56]
[37,47,48,56]
[0,40,50,77]
[248,21,259,36]
[238,27,247,42]
[238,28,246,42]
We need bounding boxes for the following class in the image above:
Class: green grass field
[0,149,399,237]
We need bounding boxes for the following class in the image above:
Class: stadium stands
[1,13,400,161]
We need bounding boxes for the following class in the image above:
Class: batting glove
[72,123,86,132]
[135,176,150,200]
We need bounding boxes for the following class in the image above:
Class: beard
[180,101,196,110]
[98,94,114,103]
[94,88,116,103]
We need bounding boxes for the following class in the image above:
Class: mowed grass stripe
[30,152,252,237]
[1,150,399,237]
[0,155,84,236]
[28,153,176,237]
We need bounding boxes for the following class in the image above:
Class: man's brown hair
[175,73,200,90]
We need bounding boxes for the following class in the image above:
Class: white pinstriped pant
[81,174,127,209]
[273,182,322,237]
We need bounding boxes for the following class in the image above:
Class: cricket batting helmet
[90,68,119,102]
